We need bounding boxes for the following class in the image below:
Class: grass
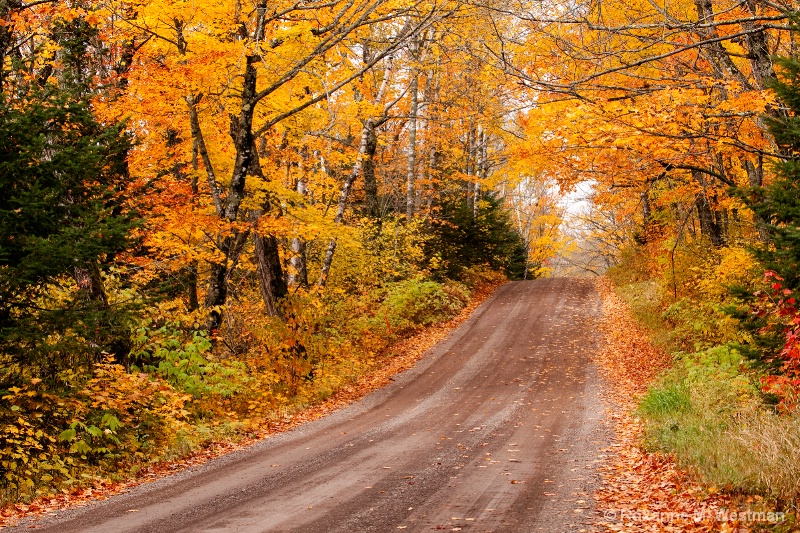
[640,360,800,505]
[608,269,800,516]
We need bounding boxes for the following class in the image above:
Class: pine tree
[0,90,136,379]
[745,56,800,290]
[730,52,800,372]
[428,193,527,280]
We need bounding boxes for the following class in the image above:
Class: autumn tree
[744,54,800,290]
[108,0,457,329]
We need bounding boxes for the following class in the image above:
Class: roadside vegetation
[609,253,800,510]
[606,152,800,520]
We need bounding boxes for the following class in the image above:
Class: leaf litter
[592,278,766,533]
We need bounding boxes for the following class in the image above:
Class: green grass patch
[610,268,800,515]
[640,346,800,506]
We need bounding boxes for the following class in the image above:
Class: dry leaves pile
[593,278,744,533]
[0,281,504,527]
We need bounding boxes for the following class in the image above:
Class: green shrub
[131,324,249,399]
[426,193,527,279]
[379,278,468,333]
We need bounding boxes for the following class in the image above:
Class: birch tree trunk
[317,57,396,286]
[474,125,486,219]
[465,126,475,215]
[406,72,418,220]
[289,179,309,287]
[318,119,375,287]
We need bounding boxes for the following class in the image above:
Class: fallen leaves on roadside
[593,278,737,532]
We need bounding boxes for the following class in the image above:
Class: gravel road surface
[15,278,608,533]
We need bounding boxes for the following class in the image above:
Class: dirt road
[17,278,608,533]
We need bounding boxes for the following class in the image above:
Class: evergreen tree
[743,56,800,290]
[0,90,136,380]
[428,193,527,280]
[730,52,800,372]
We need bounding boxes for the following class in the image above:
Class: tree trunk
[465,126,475,214]
[225,56,258,223]
[693,0,753,90]
[318,118,375,287]
[317,56,396,286]
[640,187,653,243]
[694,194,724,246]
[363,123,380,218]
[690,170,725,247]
[196,52,289,324]
[73,263,108,307]
[187,264,199,311]
[205,261,228,331]
[188,132,200,311]
[742,0,775,89]
[745,157,763,188]
[406,72,418,220]
[422,69,440,214]
[288,179,309,288]
[253,226,288,317]
[288,237,308,287]
[744,157,770,242]
[474,125,486,218]
[205,229,251,330]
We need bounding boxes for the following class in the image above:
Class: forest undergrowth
[599,248,800,532]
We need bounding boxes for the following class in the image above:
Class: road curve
[16,278,608,533]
